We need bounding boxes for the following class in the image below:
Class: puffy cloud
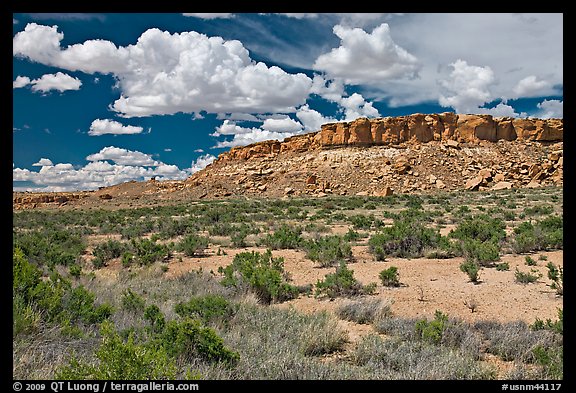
[339,93,380,120]
[13,148,193,192]
[88,119,144,136]
[13,76,31,88]
[86,146,158,166]
[535,100,563,119]
[214,129,295,148]
[13,23,313,117]
[189,154,216,173]
[182,13,233,19]
[32,158,54,167]
[512,75,553,98]
[296,105,335,131]
[261,117,302,133]
[477,103,524,118]
[313,23,420,85]
[439,60,495,114]
[30,72,82,93]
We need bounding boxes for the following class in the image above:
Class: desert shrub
[68,263,82,278]
[349,214,374,229]
[460,260,480,283]
[336,298,392,324]
[524,204,554,216]
[262,225,303,249]
[514,268,541,284]
[457,239,500,265]
[368,220,442,259]
[546,262,563,296]
[157,218,192,239]
[532,309,563,336]
[299,311,348,356]
[92,239,125,268]
[315,262,375,299]
[379,266,400,287]
[144,305,166,333]
[415,310,449,345]
[231,230,248,248]
[303,235,352,267]
[14,228,86,268]
[218,250,299,304]
[160,318,239,366]
[121,251,135,268]
[121,288,146,313]
[495,262,509,271]
[13,248,112,330]
[525,256,537,266]
[343,228,363,242]
[532,345,563,380]
[62,286,113,325]
[175,294,235,324]
[129,238,170,265]
[177,234,209,257]
[512,215,563,253]
[55,321,177,380]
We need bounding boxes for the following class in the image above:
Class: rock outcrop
[218,113,562,162]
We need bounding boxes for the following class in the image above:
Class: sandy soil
[109,244,563,325]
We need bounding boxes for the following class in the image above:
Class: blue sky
[13,13,563,191]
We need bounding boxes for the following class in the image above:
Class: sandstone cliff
[217,113,562,162]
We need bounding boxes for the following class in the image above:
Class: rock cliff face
[218,113,563,162]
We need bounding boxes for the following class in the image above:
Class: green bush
[514,268,540,284]
[349,215,374,229]
[121,251,135,268]
[415,310,449,345]
[56,321,177,380]
[130,238,170,265]
[161,318,239,365]
[368,220,442,259]
[531,309,563,335]
[546,262,563,296]
[379,266,400,287]
[13,247,112,329]
[121,288,146,313]
[458,239,501,266]
[68,263,82,278]
[513,216,563,253]
[14,228,85,268]
[303,235,352,267]
[495,262,509,271]
[175,294,235,324]
[92,239,125,268]
[525,256,537,266]
[262,225,303,249]
[144,305,166,333]
[448,215,506,243]
[460,260,480,283]
[315,262,375,299]
[343,228,362,242]
[219,250,299,304]
[178,234,209,257]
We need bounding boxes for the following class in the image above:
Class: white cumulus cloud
[32,158,54,167]
[88,119,144,136]
[535,99,563,119]
[86,146,159,166]
[512,75,553,98]
[13,147,193,192]
[13,76,31,88]
[313,23,420,85]
[189,154,216,173]
[13,23,313,117]
[439,59,495,114]
[30,72,82,93]
[296,105,335,131]
[261,117,303,133]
